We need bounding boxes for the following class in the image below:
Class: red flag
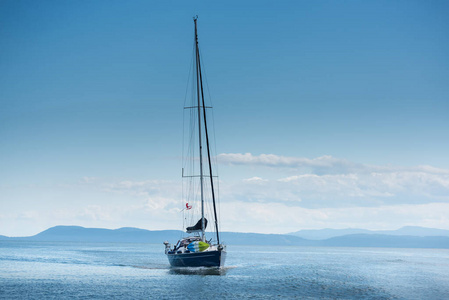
[186,203,192,210]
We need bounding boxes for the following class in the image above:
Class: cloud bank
[218,153,449,175]
[2,153,448,236]
[218,153,449,209]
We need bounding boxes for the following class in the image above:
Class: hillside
[2,226,449,248]
[289,226,449,240]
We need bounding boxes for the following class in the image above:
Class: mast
[194,17,206,242]
[194,16,220,244]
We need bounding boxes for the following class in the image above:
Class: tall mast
[194,17,220,244]
[194,17,205,242]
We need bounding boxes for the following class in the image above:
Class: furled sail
[186,218,207,233]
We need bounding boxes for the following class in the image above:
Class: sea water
[1,241,448,299]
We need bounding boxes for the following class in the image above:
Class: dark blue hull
[167,250,226,267]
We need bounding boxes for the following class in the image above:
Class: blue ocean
[1,241,448,299]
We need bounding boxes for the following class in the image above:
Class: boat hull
[167,250,226,267]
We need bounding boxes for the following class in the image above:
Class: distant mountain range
[1,226,449,249]
[288,226,449,240]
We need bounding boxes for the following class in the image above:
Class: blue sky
[1,0,448,236]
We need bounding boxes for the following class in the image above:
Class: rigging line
[196,46,220,199]
[182,36,196,169]
[197,46,219,166]
[184,73,197,232]
[209,108,219,184]
[196,30,220,245]
[194,17,206,242]
[184,66,197,174]
[183,42,195,109]
[182,42,196,173]
[184,106,212,109]
[198,47,215,109]
[181,37,196,233]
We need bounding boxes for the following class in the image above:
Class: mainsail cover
[186,218,207,233]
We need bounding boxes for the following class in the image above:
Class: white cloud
[218,153,355,174]
[80,177,98,184]
[219,201,449,234]
[2,153,449,236]
[218,153,449,208]
[218,153,449,175]
[0,178,186,236]
[144,196,177,210]
[243,176,268,183]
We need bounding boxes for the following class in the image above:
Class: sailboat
[163,17,226,268]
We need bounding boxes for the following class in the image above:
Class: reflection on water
[169,266,230,276]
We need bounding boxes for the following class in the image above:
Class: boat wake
[169,266,234,276]
[138,264,172,270]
